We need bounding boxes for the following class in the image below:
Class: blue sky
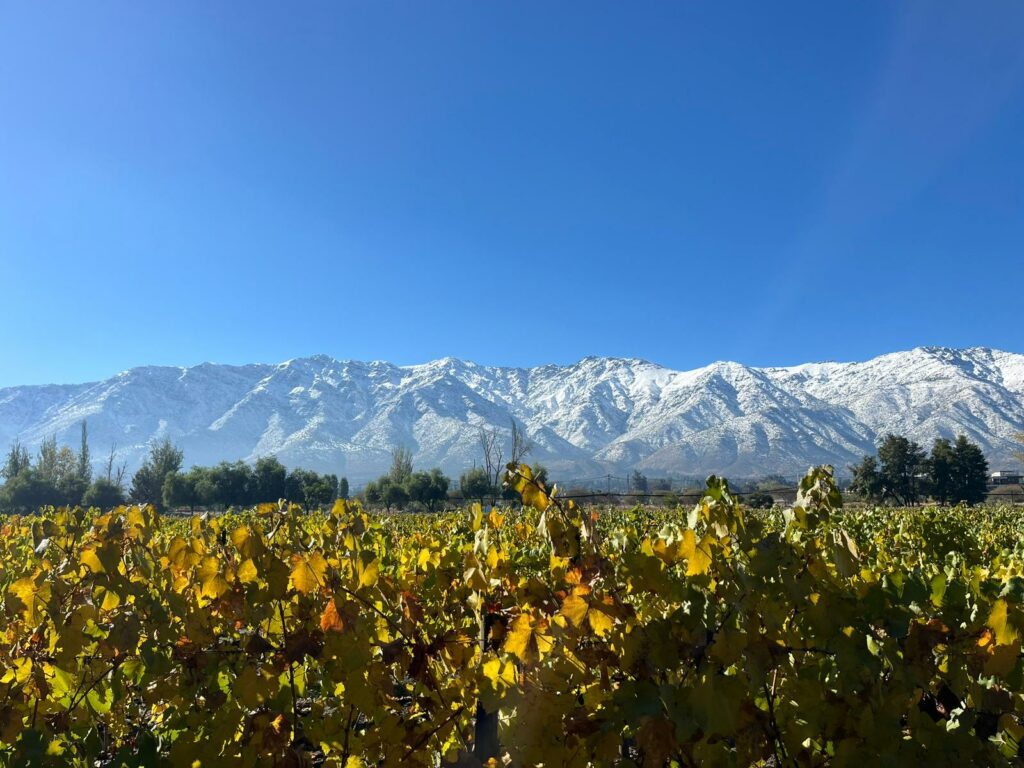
[1,2,1022,387]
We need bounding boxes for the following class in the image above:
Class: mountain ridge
[1,346,1022,483]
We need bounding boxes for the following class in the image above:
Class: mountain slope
[1,347,1022,482]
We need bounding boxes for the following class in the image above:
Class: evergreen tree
[77,420,92,484]
[951,434,989,505]
[1,440,31,481]
[877,434,927,505]
[405,469,450,511]
[162,472,197,511]
[630,470,649,494]
[82,477,126,509]
[338,476,349,500]
[926,438,956,504]
[363,480,381,505]
[459,467,491,503]
[381,478,409,511]
[129,439,184,510]
[253,456,287,503]
[849,455,882,501]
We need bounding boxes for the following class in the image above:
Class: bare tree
[389,445,413,484]
[509,419,532,466]
[105,444,127,488]
[478,419,532,497]
[1013,431,1024,470]
[478,427,504,492]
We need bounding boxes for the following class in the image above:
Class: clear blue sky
[2,2,1022,387]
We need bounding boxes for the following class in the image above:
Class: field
[2,465,1024,767]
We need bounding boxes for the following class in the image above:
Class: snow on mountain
[0,347,1021,482]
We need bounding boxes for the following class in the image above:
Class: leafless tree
[478,427,504,491]
[479,419,532,493]
[389,445,413,484]
[509,419,532,466]
[105,444,127,488]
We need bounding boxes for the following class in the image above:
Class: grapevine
[1,466,1024,765]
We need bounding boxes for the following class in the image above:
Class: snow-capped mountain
[1,347,1022,483]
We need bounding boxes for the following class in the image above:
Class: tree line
[156,447,348,512]
[849,432,990,505]
[0,425,350,513]
[0,422,130,512]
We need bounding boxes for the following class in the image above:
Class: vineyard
[2,464,1024,766]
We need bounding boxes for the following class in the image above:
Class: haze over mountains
[1,347,1022,484]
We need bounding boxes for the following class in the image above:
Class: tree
[1013,431,1024,470]
[2,440,31,482]
[877,434,927,505]
[36,435,59,482]
[745,490,775,509]
[253,456,287,503]
[460,467,491,503]
[0,470,62,512]
[82,478,126,509]
[951,434,989,505]
[381,477,409,511]
[104,444,127,487]
[338,476,350,500]
[364,480,381,505]
[630,470,649,494]
[304,473,338,509]
[926,438,956,504]
[405,471,430,509]
[162,472,197,511]
[406,469,449,511]
[390,446,413,485]
[849,455,882,502]
[478,428,504,493]
[52,446,86,505]
[130,439,184,510]
[212,461,255,508]
[77,420,92,485]
[509,420,532,466]
[189,468,218,509]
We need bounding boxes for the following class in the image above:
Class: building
[990,470,1023,486]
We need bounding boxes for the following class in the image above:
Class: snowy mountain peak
[0,347,1021,482]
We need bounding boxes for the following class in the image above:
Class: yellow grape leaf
[504,612,554,665]
[488,509,505,530]
[486,546,501,571]
[357,555,379,589]
[237,559,259,584]
[587,598,617,637]
[681,530,714,576]
[560,590,590,628]
[291,552,328,595]
[417,547,438,571]
[80,547,105,574]
[988,599,1019,646]
[10,576,50,623]
[231,526,262,559]
[560,586,617,637]
[198,556,229,599]
[479,656,518,709]
[98,588,121,612]
[482,657,517,687]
